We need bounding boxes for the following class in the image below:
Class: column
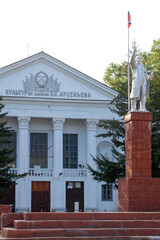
[16,116,30,212]
[86,119,98,211]
[17,117,30,173]
[52,118,65,211]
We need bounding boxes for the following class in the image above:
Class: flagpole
[127,11,131,112]
[128,26,130,112]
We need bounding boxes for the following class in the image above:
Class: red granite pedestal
[118,111,160,212]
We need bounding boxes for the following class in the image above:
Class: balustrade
[29,168,53,177]
[9,168,87,178]
[9,168,18,174]
[63,169,87,177]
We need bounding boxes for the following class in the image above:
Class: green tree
[146,39,160,177]
[0,97,27,199]
[88,39,160,188]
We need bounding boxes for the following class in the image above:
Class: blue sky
[0,0,159,82]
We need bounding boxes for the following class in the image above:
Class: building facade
[0,52,118,212]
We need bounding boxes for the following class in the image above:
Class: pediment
[0,52,117,102]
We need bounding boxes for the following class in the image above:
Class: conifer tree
[88,62,128,189]
[0,97,27,198]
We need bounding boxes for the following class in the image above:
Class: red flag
[128,11,131,28]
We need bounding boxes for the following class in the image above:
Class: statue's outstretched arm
[147,70,154,81]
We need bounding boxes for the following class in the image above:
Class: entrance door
[31,181,50,212]
[66,182,84,212]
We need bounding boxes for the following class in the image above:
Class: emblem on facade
[22,71,61,92]
[5,71,91,98]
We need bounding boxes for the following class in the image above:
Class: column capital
[86,119,99,131]
[18,117,30,129]
[52,118,65,130]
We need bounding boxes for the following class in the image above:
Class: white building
[0,52,118,212]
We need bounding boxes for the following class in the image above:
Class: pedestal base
[118,177,160,212]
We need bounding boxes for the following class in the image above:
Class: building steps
[1,212,160,239]
[14,219,160,229]
[0,237,157,240]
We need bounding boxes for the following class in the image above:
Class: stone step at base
[13,219,160,229]
[23,212,160,221]
[2,228,160,238]
[0,236,157,240]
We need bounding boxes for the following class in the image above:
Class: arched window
[97,141,113,162]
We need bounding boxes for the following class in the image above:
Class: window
[30,133,48,168]
[67,182,82,189]
[63,134,78,168]
[0,132,17,168]
[102,184,113,201]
